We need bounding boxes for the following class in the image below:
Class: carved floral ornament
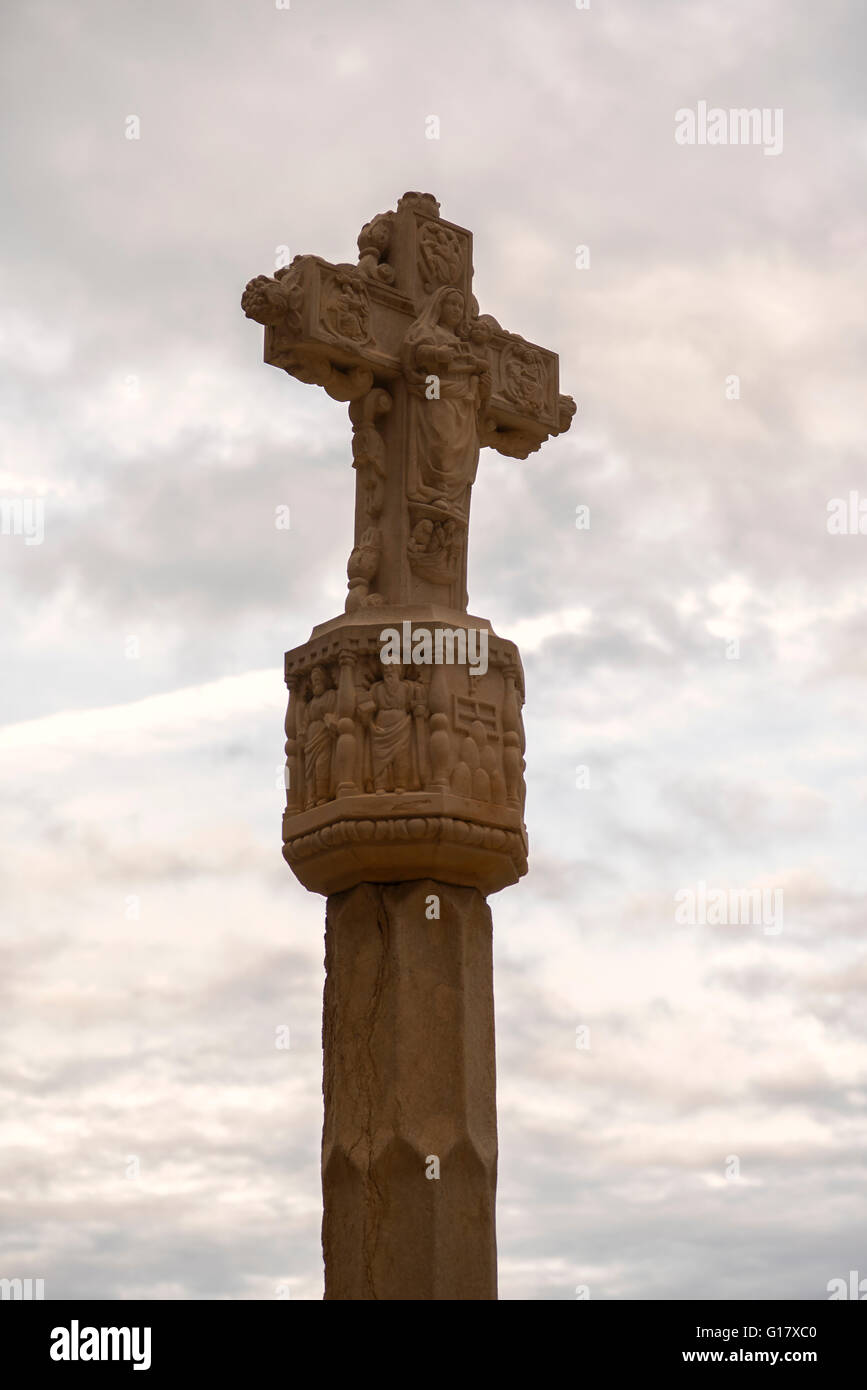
[240,262,305,334]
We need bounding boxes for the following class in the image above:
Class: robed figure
[359,665,426,794]
[401,287,491,518]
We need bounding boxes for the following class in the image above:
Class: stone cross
[242,191,575,1300]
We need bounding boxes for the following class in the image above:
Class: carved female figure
[401,287,491,518]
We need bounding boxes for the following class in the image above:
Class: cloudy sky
[2,0,866,1300]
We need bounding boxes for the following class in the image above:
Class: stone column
[322,880,497,1301]
[281,607,528,1300]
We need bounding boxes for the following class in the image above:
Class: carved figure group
[286,654,524,812]
[322,271,370,344]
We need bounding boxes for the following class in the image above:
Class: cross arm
[472,315,577,459]
[241,254,411,403]
[240,189,577,454]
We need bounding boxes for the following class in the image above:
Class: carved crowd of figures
[283,657,525,814]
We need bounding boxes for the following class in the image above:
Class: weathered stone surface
[322,880,497,1300]
[243,191,576,616]
[282,609,528,896]
[241,192,575,1300]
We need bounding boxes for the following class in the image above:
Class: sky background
[2,0,866,1300]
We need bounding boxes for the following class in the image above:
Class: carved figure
[300,665,338,807]
[418,221,463,292]
[402,287,491,517]
[501,340,547,414]
[359,664,425,793]
[322,271,370,344]
[407,514,462,586]
[345,527,383,611]
[356,211,395,284]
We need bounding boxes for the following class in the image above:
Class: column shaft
[322,879,498,1300]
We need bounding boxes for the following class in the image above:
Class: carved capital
[282,613,528,895]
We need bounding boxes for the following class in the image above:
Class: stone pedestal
[322,880,497,1300]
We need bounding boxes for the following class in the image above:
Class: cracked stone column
[322,880,497,1301]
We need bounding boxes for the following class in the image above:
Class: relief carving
[299,665,339,808]
[502,665,526,810]
[358,663,427,794]
[407,509,464,587]
[349,387,392,522]
[417,221,464,293]
[241,260,307,334]
[321,269,371,346]
[402,287,491,521]
[500,339,548,415]
[345,526,384,612]
[281,628,529,894]
[283,676,302,815]
[356,211,396,285]
[352,423,386,517]
[450,697,506,805]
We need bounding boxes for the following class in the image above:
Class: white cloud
[2,0,866,1302]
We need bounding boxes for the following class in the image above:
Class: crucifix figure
[242,192,575,1301]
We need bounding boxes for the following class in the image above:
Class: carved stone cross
[242,190,575,613]
[242,192,575,1301]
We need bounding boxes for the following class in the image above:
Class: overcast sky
[1,0,866,1300]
